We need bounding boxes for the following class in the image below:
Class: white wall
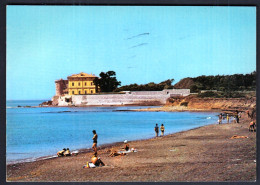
[60,89,191,106]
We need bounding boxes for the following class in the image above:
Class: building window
[91,90,93,94]
[72,83,74,86]
[78,82,80,86]
[72,91,74,94]
[79,91,81,95]
[91,82,93,86]
[85,90,87,94]
[85,82,87,86]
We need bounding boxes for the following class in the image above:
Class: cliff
[166,95,256,111]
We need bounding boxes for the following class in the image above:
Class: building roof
[67,72,97,78]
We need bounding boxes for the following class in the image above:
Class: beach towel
[118,148,137,154]
[83,162,97,168]
[71,150,79,156]
[230,135,249,139]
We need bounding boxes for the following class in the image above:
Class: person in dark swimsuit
[123,140,129,151]
[92,130,98,153]
[154,124,159,137]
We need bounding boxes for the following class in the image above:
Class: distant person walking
[154,124,159,137]
[218,114,222,124]
[235,110,239,123]
[160,124,165,136]
[246,110,250,118]
[92,130,98,153]
[226,114,230,123]
[238,112,241,118]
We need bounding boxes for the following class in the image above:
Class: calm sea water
[6,100,219,164]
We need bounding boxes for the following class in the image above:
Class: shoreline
[7,111,256,181]
[7,104,162,109]
[7,121,217,166]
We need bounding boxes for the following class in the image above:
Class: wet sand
[6,112,256,182]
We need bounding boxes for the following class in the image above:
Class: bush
[197,91,221,98]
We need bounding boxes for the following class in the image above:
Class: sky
[6,6,256,100]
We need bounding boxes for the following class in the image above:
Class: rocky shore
[134,96,256,113]
[6,111,256,182]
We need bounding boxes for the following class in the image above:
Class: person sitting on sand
[91,152,105,166]
[57,148,66,157]
[92,130,98,153]
[160,124,165,136]
[83,152,105,168]
[122,140,130,151]
[249,120,256,132]
[64,148,71,156]
[154,123,159,137]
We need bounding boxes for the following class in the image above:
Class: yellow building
[67,72,98,95]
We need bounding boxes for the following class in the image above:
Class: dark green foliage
[190,71,256,93]
[115,79,174,92]
[197,91,221,98]
[197,91,247,98]
[93,71,121,92]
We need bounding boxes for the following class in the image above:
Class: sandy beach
[6,112,256,182]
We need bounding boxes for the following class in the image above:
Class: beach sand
[6,112,256,182]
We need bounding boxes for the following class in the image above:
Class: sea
[6,100,219,164]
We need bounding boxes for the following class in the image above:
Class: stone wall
[55,89,190,106]
[55,79,68,96]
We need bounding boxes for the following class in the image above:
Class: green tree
[93,71,121,92]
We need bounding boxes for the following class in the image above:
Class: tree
[93,71,121,92]
[159,79,174,89]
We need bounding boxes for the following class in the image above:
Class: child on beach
[92,130,98,153]
[160,124,165,136]
[154,124,159,137]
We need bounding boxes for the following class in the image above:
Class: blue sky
[7,6,256,100]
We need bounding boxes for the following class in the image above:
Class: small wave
[7,155,58,165]
[7,157,37,165]
[39,155,58,160]
[42,111,78,113]
[206,117,211,119]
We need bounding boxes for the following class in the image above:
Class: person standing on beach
[235,110,239,123]
[226,114,230,123]
[92,130,98,153]
[154,124,159,137]
[218,114,222,124]
[160,124,165,136]
[246,110,250,118]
